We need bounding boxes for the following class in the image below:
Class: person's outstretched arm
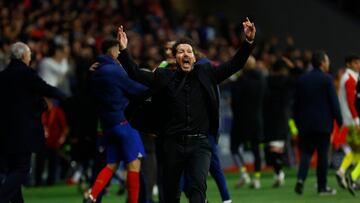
[26,68,67,101]
[117,26,156,87]
[214,17,256,83]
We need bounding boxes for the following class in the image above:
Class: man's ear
[21,53,26,61]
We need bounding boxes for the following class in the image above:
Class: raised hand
[117,25,128,50]
[243,17,256,42]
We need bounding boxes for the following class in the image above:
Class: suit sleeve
[118,49,156,87]
[344,77,359,124]
[26,69,66,101]
[328,77,343,126]
[213,41,253,83]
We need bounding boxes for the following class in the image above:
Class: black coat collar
[7,59,28,71]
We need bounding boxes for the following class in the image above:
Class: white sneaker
[83,189,96,203]
[235,173,250,188]
[335,170,347,189]
[250,178,261,189]
[152,185,159,196]
[273,171,285,188]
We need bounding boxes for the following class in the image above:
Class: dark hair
[272,58,288,72]
[311,50,327,68]
[345,54,360,64]
[47,42,65,57]
[101,38,119,54]
[172,37,197,57]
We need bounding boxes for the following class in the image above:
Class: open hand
[117,25,128,50]
[243,17,256,42]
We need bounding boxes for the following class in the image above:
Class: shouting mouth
[183,58,191,66]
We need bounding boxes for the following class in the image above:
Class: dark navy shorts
[105,121,145,165]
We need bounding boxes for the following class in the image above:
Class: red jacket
[42,106,68,149]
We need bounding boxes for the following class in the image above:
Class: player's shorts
[105,121,145,165]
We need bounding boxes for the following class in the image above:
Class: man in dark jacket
[263,58,295,188]
[0,42,66,202]
[230,55,266,189]
[293,51,343,195]
[117,17,256,203]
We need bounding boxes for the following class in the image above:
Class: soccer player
[83,39,148,203]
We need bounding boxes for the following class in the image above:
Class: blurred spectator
[0,40,11,71]
[71,41,96,94]
[336,54,360,190]
[263,58,295,188]
[158,40,176,70]
[230,55,266,189]
[347,60,360,194]
[38,43,72,96]
[34,97,68,186]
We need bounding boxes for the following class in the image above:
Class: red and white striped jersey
[339,68,359,126]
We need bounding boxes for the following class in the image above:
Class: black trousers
[34,148,58,186]
[297,132,330,191]
[163,135,211,203]
[231,139,261,172]
[155,137,165,203]
[140,134,157,202]
[0,153,31,203]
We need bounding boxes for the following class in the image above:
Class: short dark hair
[345,54,360,64]
[47,42,65,57]
[272,58,288,72]
[101,38,119,54]
[172,37,197,57]
[311,50,327,68]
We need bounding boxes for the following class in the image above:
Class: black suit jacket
[293,68,342,135]
[0,59,65,153]
[231,69,266,142]
[263,75,294,141]
[119,41,253,139]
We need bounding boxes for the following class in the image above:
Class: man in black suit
[0,42,65,203]
[117,17,255,203]
[293,51,343,195]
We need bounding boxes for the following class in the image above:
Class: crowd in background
[1,0,358,200]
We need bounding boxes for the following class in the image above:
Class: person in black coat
[0,42,66,203]
[293,51,343,195]
[117,17,255,203]
[263,58,295,187]
[230,55,266,189]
